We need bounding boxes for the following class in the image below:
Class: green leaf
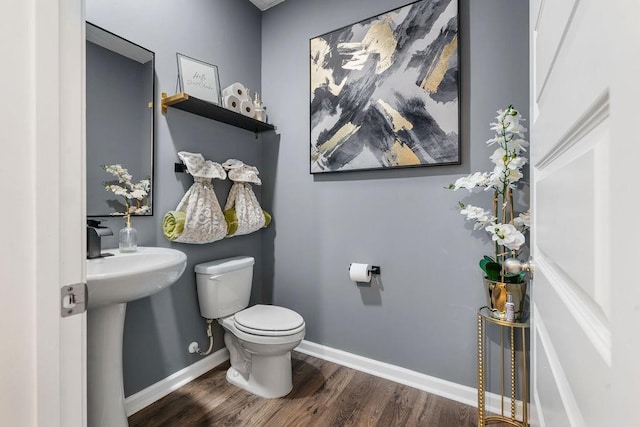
[479,258,502,281]
[479,256,495,273]
[485,262,502,281]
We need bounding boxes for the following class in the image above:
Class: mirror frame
[86,22,155,217]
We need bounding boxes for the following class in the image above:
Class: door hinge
[61,283,88,317]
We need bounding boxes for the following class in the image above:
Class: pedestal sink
[86,247,187,427]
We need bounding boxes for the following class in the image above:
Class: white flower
[506,156,527,170]
[103,164,151,216]
[452,172,490,191]
[489,148,507,166]
[514,210,530,231]
[460,204,497,230]
[105,184,129,197]
[133,205,151,215]
[130,189,148,200]
[491,108,527,136]
[506,138,529,153]
[485,223,526,251]
[489,164,523,188]
[135,179,151,192]
[103,164,133,184]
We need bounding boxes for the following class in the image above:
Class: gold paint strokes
[420,35,458,94]
[377,99,413,132]
[317,122,361,155]
[310,37,346,96]
[339,20,397,74]
[387,140,420,166]
[362,20,396,74]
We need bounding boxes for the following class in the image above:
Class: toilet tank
[194,256,255,319]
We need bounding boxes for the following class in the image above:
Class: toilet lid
[234,304,304,335]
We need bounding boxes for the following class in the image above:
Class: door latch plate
[61,283,88,317]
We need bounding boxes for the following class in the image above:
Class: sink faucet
[87,220,114,259]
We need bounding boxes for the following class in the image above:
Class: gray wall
[261,0,529,390]
[86,0,267,396]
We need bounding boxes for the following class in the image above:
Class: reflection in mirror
[86,22,155,217]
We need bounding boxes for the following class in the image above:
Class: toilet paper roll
[223,94,241,113]
[222,82,248,101]
[349,263,371,283]
[239,100,255,118]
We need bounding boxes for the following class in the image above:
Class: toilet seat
[234,304,305,337]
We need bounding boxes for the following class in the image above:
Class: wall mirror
[86,22,155,217]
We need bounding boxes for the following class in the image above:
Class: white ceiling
[249,0,286,11]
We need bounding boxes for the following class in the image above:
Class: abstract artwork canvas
[310,0,459,173]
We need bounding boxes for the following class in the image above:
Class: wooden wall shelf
[161,92,276,134]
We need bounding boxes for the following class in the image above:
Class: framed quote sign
[177,53,222,105]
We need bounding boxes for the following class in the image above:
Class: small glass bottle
[253,92,264,122]
[119,213,138,253]
[505,292,515,322]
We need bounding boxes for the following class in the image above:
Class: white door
[530,0,640,425]
[36,0,86,425]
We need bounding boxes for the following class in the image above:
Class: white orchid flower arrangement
[448,105,530,283]
[103,164,151,219]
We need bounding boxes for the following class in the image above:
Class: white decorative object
[448,105,530,319]
[448,105,530,283]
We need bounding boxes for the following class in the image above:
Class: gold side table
[477,306,529,426]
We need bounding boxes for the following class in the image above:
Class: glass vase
[119,214,138,253]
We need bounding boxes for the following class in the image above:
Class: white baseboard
[125,348,230,416]
[295,340,527,419]
[124,340,527,420]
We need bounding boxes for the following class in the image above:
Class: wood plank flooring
[129,351,479,427]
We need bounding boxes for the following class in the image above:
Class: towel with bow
[222,159,268,237]
[163,151,227,244]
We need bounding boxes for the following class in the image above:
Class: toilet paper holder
[349,264,381,275]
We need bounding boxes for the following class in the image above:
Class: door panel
[534,1,608,159]
[536,119,611,315]
[530,0,615,425]
[534,318,581,427]
[534,0,576,97]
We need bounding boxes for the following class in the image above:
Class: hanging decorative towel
[162,152,227,244]
[222,159,269,237]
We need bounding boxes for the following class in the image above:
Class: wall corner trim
[125,348,230,416]
[295,340,527,418]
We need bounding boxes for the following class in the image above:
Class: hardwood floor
[129,352,479,427]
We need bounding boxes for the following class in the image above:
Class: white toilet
[194,256,305,398]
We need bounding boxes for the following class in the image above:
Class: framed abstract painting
[310,0,460,173]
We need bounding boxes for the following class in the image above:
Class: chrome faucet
[87,219,114,259]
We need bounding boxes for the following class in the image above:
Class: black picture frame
[309,0,460,173]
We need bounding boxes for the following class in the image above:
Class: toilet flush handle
[209,274,223,281]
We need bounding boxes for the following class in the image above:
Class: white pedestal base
[87,303,128,427]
